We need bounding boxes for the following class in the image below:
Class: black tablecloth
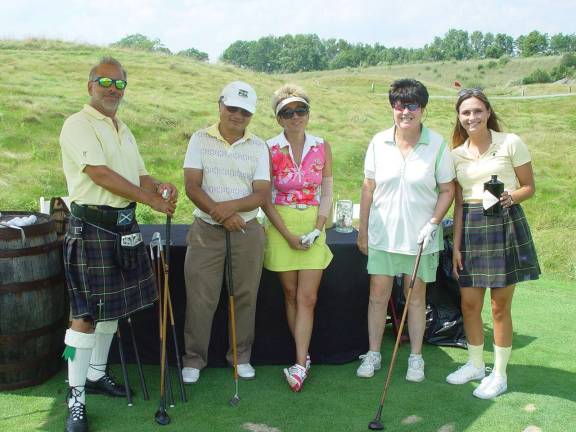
[111,225,370,367]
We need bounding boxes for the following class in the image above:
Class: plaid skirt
[63,215,157,322]
[458,203,541,288]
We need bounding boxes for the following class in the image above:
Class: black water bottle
[483,175,504,216]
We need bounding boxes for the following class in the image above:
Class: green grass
[1,277,574,431]
[0,39,574,281]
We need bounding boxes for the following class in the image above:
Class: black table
[112,225,370,367]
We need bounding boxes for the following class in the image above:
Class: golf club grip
[165,216,171,266]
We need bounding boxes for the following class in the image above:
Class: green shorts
[367,248,438,283]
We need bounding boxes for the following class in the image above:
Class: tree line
[111,34,209,61]
[220,29,576,73]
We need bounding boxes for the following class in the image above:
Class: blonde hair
[271,84,310,114]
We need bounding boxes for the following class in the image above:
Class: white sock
[493,345,512,378]
[65,329,95,407]
[409,353,422,359]
[467,343,485,369]
[86,333,114,381]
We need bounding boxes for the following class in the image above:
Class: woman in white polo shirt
[357,79,455,381]
[446,88,540,399]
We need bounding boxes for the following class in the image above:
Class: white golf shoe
[473,371,507,399]
[237,363,256,379]
[446,361,485,385]
[182,367,200,384]
[405,354,425,382]
[356,351,382,378]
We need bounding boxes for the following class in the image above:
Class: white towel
[0,215,37,228]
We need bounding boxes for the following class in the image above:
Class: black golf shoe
[85,374,129,397]
[66,387,88,432]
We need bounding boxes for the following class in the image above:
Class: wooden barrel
[0,211,68,390]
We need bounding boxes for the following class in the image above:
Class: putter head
[154,408,171,425]
[229,395,240,407]
[368,420,384,430]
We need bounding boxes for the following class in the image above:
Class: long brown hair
[451,89,502,148]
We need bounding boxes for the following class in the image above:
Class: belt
[71,202,136,227]
[288,204,313,210]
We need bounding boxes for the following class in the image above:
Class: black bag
[424,220,466,348]
[391,219,467,348]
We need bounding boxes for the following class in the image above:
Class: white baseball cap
[219,81,257,114]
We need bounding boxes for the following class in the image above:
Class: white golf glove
[300,229,321,247]
[417,221,439,250]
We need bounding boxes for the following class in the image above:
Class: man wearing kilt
[59,57,177,432]
[447,88,540,399]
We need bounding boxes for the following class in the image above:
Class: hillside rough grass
[0,40,574,280]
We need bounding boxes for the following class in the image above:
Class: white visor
[275,96,309,115]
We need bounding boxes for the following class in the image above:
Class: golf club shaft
[168,293,187,402]
[127,316,149,400]
[225,231,240,400]
[116,327,133,406]
[156,216,171,416]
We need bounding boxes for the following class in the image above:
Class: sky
[1,0,574,61]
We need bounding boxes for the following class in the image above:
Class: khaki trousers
[182,218,265,369]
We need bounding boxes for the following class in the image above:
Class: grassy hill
[0,39,574,280]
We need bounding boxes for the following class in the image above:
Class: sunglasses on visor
[278,107,309,119]
[457,87,484,97]
[93,77,128,90]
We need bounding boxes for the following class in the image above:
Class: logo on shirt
[238,89,248,97]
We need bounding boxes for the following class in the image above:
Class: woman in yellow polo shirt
[447,88,540,399]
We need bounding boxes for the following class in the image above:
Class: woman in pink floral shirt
[263,84,333,392]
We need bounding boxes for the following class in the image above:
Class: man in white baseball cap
[219,81,257,114]
[181,80,270,384]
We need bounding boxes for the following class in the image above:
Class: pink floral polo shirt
[266,132,326,206]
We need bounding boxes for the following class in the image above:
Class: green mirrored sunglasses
[93,76,128,90]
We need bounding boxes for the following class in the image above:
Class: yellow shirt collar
[206,123,251,144]
[82,104,125,130]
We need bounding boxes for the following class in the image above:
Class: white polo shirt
[364,126,455,255]
[183,124,270,224]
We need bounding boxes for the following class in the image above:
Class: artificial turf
[1,278,574,432]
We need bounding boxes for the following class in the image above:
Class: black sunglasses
[93,76,128,90]
[223,104,252,118]
[457,87,484,98]
[278,107,309,119]
[393,102,420,112]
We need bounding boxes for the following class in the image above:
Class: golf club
[154,209,171,425]
[368,242,425,431]
[225,230,240,407]
[116,327,133,407]
[155,229,187,404]
[127,316,149,400]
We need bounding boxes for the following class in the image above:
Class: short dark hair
[451,88,502,148]
[89,56,127,81]
[389,79,429,109]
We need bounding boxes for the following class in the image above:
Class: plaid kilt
[458,203,540,288]
[63,215,158,322]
